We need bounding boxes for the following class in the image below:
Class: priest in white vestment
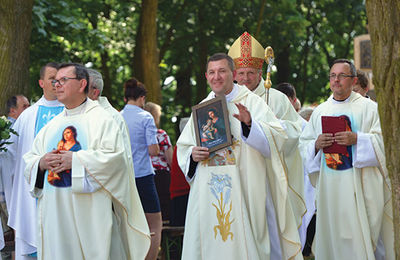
[1,95,30,212]
[177,53,302,260]
[0,95,30,258]
[228,32,306,235]
[6,63,64,259]
[87,68,130,141]
[23,63,150,260]
[299,59,394,259]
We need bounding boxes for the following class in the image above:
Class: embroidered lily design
[42,111,56,123]
[208,173,234,241]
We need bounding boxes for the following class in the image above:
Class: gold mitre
[228,31,264,70]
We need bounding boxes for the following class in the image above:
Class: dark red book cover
[321,116,347,154]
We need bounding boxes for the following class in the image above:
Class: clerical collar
[212,84,238,102]
[226,84,238,102]
[41,96,63,106]
[332,95,351,104]
[65,99,88,116]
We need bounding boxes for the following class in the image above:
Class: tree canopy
[2,0,368,142]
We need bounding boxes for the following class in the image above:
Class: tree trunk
[0,0,34,115]
[255,0,267,40]
[366,0,400,257]
[133,0,161,104]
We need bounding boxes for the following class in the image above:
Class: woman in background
[121,79,161,260]
[144,102,173,221]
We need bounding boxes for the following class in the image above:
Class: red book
[321,116,347,154]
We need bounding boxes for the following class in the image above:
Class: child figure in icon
[201,108,226,145]
[202,116,217,141]
[48,126,82,187]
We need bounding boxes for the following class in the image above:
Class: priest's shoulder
[11,102,41,132]
[349,92,378,113]
[14,101,39,123]
[269,87,290,100]
[86,101,120,128]
[242,86,271,107]
[359,94,378,109]
[87,100,112,119]
[313,97,332,112]
[306,101,327,122]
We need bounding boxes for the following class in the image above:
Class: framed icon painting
[192,96,232,153]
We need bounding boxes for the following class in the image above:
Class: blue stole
[34,105,64,136]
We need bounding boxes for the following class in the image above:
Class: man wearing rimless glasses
[300,59,394,259]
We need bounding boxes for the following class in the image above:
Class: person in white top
[299,59,394,259]
[23,63,150,260]
[228,32,306,239]
[6,62,63,260]
[177,53,302,260]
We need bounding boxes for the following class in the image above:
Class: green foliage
[29,0,367,143]
[30,0,140,107]
[0,116,18,152]
[292,0,368,103]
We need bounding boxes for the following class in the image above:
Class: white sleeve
[241,120,271,158]
[71,153,101,193]
[0,152,15,211]
[304,140,322,175]
[279,119,288,131]
[353,132,379,168]
[26,160,43,198]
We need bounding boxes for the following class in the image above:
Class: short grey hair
[299,107,314,122]
[87,68,104,95]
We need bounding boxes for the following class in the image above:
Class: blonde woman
[144,102,173,221]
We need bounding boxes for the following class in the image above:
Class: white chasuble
[299,92,394,260]
[24,100,150,260]
[6,97,63,258]
[177,85,302,260]
[253,80,306,230]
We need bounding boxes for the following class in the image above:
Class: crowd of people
[0,31,394,260]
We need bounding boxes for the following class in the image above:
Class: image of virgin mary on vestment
[48,125,82,187]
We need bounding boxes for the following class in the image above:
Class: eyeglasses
[329,73,354,80]
[51,77,79,87]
